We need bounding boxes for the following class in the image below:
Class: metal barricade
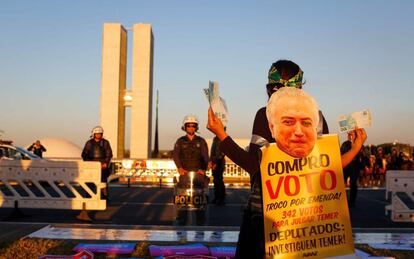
[385,170,414,222]
[111,159,250,185]
[0,160,106,211]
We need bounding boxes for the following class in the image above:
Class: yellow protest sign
[261,134,354,258]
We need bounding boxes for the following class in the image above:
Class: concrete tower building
[100,23,154,159]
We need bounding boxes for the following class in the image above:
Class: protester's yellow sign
[261,135,354,258]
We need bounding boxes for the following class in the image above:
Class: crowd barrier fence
[0,160,106,211]
[110,159,250,185]
[385,170,414,222]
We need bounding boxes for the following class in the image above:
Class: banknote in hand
[338,109,372,133]
[203,81,229,126]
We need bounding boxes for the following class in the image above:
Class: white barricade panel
[389,192,414,222]
[385,170,414,222]
[0,160,106,210]
[386,170,414,200]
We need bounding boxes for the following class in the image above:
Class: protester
[207,87,367,259]
[208,59,331,220]
[368,155,376,186]
[206,60,327,258]
[398,151,409,169]
[341,131,362,207]
[27,140,47,158]
[209,134,226,206]
[388,148,400,170]
[359,148,372,187]
[206,60,366,258]
[374,147,387,187]
[398,152,405,165]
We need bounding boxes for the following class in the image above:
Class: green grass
[355,244,414,259]
[0,239,151,259]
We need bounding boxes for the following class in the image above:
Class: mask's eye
[302,119,313,127]
[282,119,295,126]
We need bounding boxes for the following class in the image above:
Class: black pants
[213,167,225,203]
[235,209,265,259]
[101,168,110,183]
[343,169,358,206]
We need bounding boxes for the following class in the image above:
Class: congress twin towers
[100,23,154,159]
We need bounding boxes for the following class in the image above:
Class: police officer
[81,126,113,197]
[173,115,209,189]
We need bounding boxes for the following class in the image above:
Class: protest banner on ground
[39,250,93,259]
[73,243,135,254]
[260,134,354,258]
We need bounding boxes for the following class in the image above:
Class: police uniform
[81,138,113,182]
[173,135,209,188]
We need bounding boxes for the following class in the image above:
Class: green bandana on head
[268,67,304,88]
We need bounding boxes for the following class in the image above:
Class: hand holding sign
[338,109,372,133]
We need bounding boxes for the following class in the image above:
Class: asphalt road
[0,185,413,229]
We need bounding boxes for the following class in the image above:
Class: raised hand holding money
[207,107,228,141]
[338,108,372,133]
[203,81,229,126]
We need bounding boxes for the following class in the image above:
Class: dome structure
[25,138,82,159]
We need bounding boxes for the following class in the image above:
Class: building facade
[100,23,154,159]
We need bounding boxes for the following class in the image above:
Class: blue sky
[0,0,413,150]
